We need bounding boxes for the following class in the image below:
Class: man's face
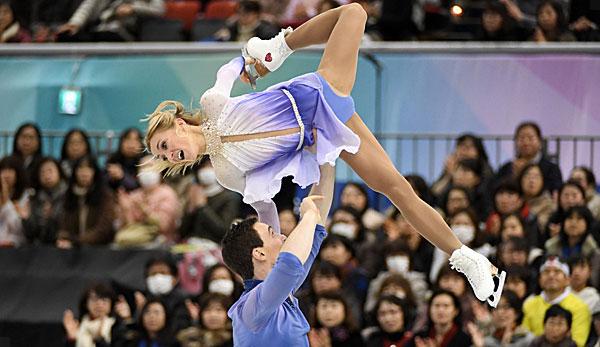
[544,316,570,344]
[515,126,541,158]
[540,267,568,293]
[253,222,286,266]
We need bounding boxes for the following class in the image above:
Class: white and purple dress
[200,57,360,232]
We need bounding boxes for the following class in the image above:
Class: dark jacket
[364,328,413,347]
[23,182,67,244]
[58,188,115,245]
[497,155,563,194]
[179,190,240,244]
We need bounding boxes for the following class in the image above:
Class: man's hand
[56,23,80,36]
[116,4,134,17]
[300,195,323,222]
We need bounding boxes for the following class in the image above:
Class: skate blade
[487,270,506,308]
[241,47,259,90]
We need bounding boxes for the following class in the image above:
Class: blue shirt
[228,224,327,346]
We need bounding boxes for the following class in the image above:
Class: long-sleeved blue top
[227,224,327,346]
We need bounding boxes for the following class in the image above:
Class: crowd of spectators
[1,0,599,44]
[1,119,600,346]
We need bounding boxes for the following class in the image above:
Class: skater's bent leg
[340,114,462,255]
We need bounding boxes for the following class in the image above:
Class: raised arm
[206,56,244,97]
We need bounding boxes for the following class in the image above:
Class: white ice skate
[242,27,294,88]
[449,245,506,308]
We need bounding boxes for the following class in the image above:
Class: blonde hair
[142,100,205,176]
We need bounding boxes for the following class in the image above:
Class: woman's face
[40,161,61,189]
[143,303,166,334]
[75,164,94,188]
[430,294,458,326]
[312,274,341,294]
[279,210,297,236]
[450,212,474,228]
[492,298,517,329]
[320,242,352,267]
[66,132,88,160]
[538,4,558,31]
[483,11,503,32]
[515,126,541,158]
[506,279,527,299]
[501,215,525,240]
[455,139,479,161]
[452,167,479,189]
[570,169,589,190]
[521,166,544,197]
[340,184,367,212]
[86,292,111,320]
[0,168,16,189]
[17,126,40,157]
[210,266,232,281]
[120,131,142,158]
[377,301,404,333]
[201,302,228,330]
[316,299,345,328]
[560,186,585,210]
[564,213,587,239]
[149,120,204,164]
[439,275,466,297]
[447,189,469,215]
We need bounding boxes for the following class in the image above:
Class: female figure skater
[144,4,504,307]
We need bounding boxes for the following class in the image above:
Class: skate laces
[449,249,484,290]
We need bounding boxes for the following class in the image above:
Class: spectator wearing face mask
[364,241,429,313]
[131,255,192,333]
[201,264,243,303]
[179,158,241,244]
[115,155,181,247]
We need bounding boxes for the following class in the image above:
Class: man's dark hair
[544,304,573,329]
[144,254,178,278]
[221,217,263,280]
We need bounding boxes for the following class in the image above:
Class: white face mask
[197,168,218,186]
[208,279,234,296]
[451,224,475,244]
[146,274,174,295]
[330,223,357,240]
[138,170,161,188]
[386,256,410,273]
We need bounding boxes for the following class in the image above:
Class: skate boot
[449,245,506,308]
[242,27,294,81]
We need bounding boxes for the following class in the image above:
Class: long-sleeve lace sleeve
[199,57,244,118]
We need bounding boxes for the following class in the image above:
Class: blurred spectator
[57,156,115,248]
[106,128,144,192]
[530,304,577,347]
[440,186,473,218]
[12,123,43,186]
[0,155,28,247]
[62,282,116,346]
[531,0,577,41]
[112,297,179,347]
[545,206,598,259]
[308,291,364,347]
[431,208,491,282]
[0,0,31,43]
[406,289,472,347]
[23,157,67,245]
[588,304,600,347]
[363,295,415,347]
[317,0,341,14]
[569,0,600,41]
[278,208,299,237]
[504,265,534,300]
[432,133,493,200]
[280,0,323,23]
[177,293,233,347]
[546,180,588,240]
[179,158,241,244]
[297,261,362,327]
[60,129,92,179]
[496,122,563,195]
[383,208,434,275]
[319,234,370,305]
[569,256,600,312]
[446,158,492,220]
[522,256,591,347]
[24,0,84,42]
[56,0,165,42]
[365,241,428,312]
[467,290,534,347]
[134,255,192,332]
[375,274,419,313]
[485,179,540,247]
[340,182,385,231]
[519,163,555,231]
[405,174,437,208]
[435,265,476,327]
[328,206,375,270]
[376,0,419,40]
[499,212,545,261]
[201,263,243,303]
[477,1,522,40]
[570,167,600,220]
[214,0,279,42]
[115,156,181,246]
